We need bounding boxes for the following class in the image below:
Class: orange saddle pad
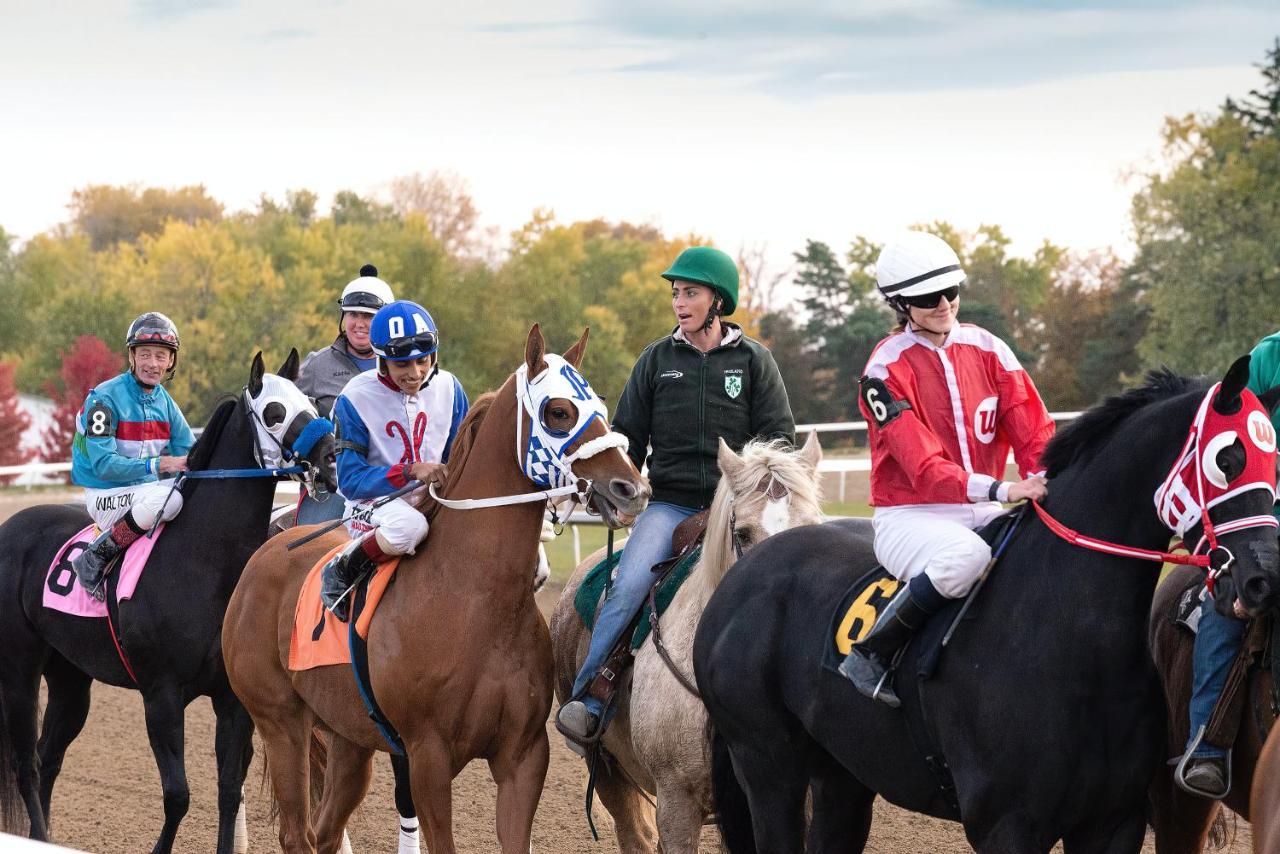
[288,542,399,672]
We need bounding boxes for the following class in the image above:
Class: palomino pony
[1148,564,1275,853]
[694,358,1280,853]
[550,433,827,852]
[0,351,336,853]
[222,325,650,854]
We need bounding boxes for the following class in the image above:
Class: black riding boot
[72,514,145,602]
[838,583,935,707]
[321,533,384,622]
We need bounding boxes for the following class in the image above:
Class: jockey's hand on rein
[1009,475,1048,503]
[158,455,188,474]
[409,461,448,486]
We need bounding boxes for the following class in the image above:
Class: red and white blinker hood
[1154,383,1278,539]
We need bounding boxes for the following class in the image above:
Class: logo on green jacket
[724,375,742,399]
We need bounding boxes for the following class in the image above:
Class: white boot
[235,786,249,853]
[339,829,354,854]
[398,815,421,854]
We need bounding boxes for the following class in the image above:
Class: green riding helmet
[661,246,739,316]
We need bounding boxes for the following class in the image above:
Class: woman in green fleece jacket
[557,245,796,742]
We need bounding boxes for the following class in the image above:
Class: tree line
[1,40,1278,465]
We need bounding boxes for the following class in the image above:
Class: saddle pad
[823,566,903,672]
[43,523,165,618]
[573,547,702,650]
[288,543,399,672]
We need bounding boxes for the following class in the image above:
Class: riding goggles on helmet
[339,291,387,312]
[379,331,439,361]
[902,285,961,310]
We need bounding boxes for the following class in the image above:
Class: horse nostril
[610,479,636,501]
[1244,576,1272,606]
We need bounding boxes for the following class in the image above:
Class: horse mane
[426,391,497,519]
[697,439,824,599]
[1040,368,1204,477]
[185,397,238,472]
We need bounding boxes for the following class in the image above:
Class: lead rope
[582,525,618,841]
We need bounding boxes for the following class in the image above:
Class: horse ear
[278,348,300,382]
[249,351,265,397]
[563,327,590,369]
[718,437,746,483]
[1260,384,1280,415]
[1213,355,1251,415]
[525,324,547,377]
[799,430,823,469]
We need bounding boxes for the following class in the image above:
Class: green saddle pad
[573,546,702,650]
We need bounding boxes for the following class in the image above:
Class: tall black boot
[321,533,383,622]
[837,584,935,707]
[72,514,145,602]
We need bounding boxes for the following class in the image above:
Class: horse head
[246,350,338,493]
[1193,355,1280,616]
[520,324,650,527]
[698,431,825,593]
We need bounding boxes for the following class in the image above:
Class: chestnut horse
[550,433,826,852]
[1250,722,1280,852]
[1148,566,1275,853]
[222,325,649,854]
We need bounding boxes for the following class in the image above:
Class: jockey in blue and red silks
[321,299,469,622]
[71,312,195,601]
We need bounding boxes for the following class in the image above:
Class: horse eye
[1216,440,1247,482]
[263,402,287,427]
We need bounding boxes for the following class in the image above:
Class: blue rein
[173,465,308,481]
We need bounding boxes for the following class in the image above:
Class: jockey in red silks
[839,231,1055,707]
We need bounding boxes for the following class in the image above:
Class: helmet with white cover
[338,264,396,315]
[875,232,966,309]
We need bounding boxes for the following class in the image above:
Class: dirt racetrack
[1,491,1251,852]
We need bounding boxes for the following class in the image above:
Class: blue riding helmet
[370,300,439,362]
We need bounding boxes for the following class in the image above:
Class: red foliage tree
[41,335,120,482]
[0,362,35,485]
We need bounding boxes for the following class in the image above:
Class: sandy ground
[0,490,1252,852]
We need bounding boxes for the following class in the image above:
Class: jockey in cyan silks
[838,231,1054,707]
[71,312,195,601]
[321,299,469,622]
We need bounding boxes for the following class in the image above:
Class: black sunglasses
[339,292,386,311]
[902,286,961,309]
[382,331,438,359]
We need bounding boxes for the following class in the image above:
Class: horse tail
[1206,806,1234,850]
[0,683,24,832]
[708,721,756,854]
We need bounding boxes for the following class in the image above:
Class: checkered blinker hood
[1155,383,1278,540]
[516,354,628,489]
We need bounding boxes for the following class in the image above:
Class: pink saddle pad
[43,523,165,618]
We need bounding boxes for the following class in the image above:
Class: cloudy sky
[3,1,1278,273]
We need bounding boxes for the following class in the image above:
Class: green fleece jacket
[612,323,795,510]
[1248,332,1280,521]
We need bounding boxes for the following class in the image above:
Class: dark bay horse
[0,351,336,854]
[1148,564,1274,852]
[222,325,650,854]
[694,357,1280,853]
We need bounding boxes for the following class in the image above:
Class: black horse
[0,351,337,854]
[693,357,1280,853]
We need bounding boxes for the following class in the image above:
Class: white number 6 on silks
[859,376,912,428]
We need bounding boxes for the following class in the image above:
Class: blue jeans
[296,488,346,525]
[1188,591,1247,759]
[571,501,698,716]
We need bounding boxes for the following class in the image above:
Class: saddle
[43,523,165,618]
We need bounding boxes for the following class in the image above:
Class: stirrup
[1173,725,1232,799]
[869,668,900,707]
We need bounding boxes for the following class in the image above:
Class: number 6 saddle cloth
[43,523,165,618]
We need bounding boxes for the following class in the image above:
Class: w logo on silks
[974,396,999,444]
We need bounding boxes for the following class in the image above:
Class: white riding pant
[83,481,184,531]
[872,502,1007,599]
[344,496,429,556]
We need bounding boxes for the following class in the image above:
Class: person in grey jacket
[295,264,395,523]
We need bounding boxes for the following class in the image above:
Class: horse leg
[256,708,318,854]
[1149,766,1220,854]
[724,742,809,854]
[408,737,457,854]
[34,656,91,833]
[312,734,373,854]
[212,688,255,854]
[0,657,49,839]
[592,752,657,853]
[805,755,874,854]
[390,752,420,854]
[652,781,703,854]
[140,685,193,854]
[1061,809,1148,854]
[488,727,549,854]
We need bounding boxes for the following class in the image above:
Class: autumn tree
[40,336,120,479]
[70,184,223,251]
[388,171,480,256]
[0,363,34,484]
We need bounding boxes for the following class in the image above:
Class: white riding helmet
[875,232,966,301]
[338,264,396,316]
